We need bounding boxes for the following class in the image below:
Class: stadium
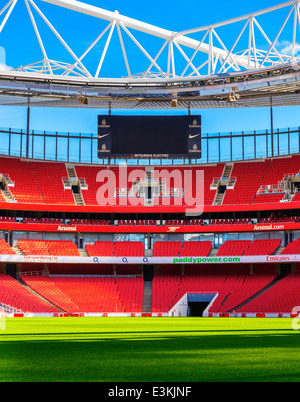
[0,0,300,384]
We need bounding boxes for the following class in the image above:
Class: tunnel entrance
[187,294,217,317]
[188,302,211,317]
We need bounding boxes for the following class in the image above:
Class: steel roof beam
[39,0,253,69]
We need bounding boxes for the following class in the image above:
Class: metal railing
[0,126,299,165]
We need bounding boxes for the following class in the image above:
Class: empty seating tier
[217,239,281,256]
[85,241,145,257]
[17,240,80,256]
[281,238,300,254]
[236,273,300,314]
[0,155,300,207]
[21,275,144,314]
[0,239,16,255]
[0,273,58,313]
[152,265,279,314]
[179,241,212,257]
[153,241,183,257]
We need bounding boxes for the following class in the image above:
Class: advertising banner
[1,255,299,265]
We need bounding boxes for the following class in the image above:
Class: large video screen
[98,115,201,159]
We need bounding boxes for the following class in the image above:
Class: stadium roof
[0,0,300,108]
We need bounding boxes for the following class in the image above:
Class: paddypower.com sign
[173,257,241,264]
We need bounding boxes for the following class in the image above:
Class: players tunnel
[187,294,217,317]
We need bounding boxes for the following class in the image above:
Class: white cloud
[0,63,13,72]
[277,40,300,57]
[0,46,6,63]
[0,46,12,70]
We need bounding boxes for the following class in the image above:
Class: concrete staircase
[213,163,234,206]
[274,245,285,255]
[73,192,85,206]
[66,165,85,206]
[144,249,153,258]
[0,174,15,203]
[213,193,224,206]
[1,188,14,202]
[142,281,152,313]
[67,166,76,179]
[13,246,23,255]
[223,164,233,179]
[208,248,218,257]
[79,248,88,257]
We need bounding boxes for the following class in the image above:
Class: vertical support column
[242,131,244,160]
[206,136,209,163]
[26,97,30,159]
[79,133,82,163]
[55,131,58,161]
[32,130,34,157]
[67,132,70,162]
[270,97,274,157]
[20,129,23,158]
[43,130,46,159]
[91,133,93,164]
[8,127,11,156]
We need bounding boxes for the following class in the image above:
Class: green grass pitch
[0,317,299,382]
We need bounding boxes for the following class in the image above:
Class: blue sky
[0,0,299,135]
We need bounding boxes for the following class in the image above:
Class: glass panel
[10,133,21,158]
[220,136,231,162]
[290,131,299,155]
[232,136,243,161]
[278,132,289,156]
[0,127,299,165]
[208,137,219,163]
[80,136,92,164]
[45,135,56,161]
[0,132,9,155]
[244,135,255,160]
[113,234,144,242]
[57,136,68,161]
[69,137,80,163]
[256,134,267,159]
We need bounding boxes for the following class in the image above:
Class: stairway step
[79,249,88,257]
[144,249,153,257]
[1,188,14,202]
[142,281,153,313]
[13,246,23,255]
[274,246,285,255]
[209,248,218,257]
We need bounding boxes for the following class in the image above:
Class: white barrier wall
[1,254,298,265]
[169,294,189,317]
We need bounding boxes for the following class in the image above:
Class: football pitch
[0,317,299,382]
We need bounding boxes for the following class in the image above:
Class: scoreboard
[98,115,201,159]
